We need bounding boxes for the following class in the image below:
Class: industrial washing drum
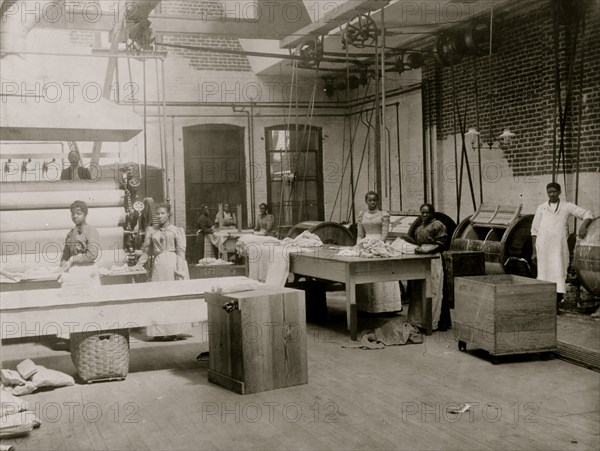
[388,211,457,242]
[573,217,600,297]
[287,221,355,246]
[450,204,534,277]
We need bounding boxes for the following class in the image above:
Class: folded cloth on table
[337,238,403,258]
[0,269,22,283]
[211,279,264,294]
[196,258,232,266]
[390,238,418,254]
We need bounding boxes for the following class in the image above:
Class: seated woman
[60,200,101,287]
[136,202,190,339]
[410,203,448,330]
[356,191,402,313]
[254,203,277,237]
[212,203,237,259]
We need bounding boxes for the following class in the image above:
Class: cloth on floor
[342,317,423,349]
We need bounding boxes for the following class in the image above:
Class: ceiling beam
[279,0,389,49]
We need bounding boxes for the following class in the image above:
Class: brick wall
[423,0,600,177]
[159,0,224,17]
[160,34,252,72]
[157,0,252,72]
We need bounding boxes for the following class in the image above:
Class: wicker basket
[70,330,130,383]
[189,264,246,279]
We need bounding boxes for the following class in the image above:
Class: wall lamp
[465,127,516,152]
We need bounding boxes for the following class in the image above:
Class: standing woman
[356,191,402,313]
[136,202,190,338]
[412,203,448,330]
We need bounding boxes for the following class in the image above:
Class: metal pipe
[373,34,382,196]
[142,58,148,195]
[427,80,435,205]
[157,42,361,65]
[6,50,166,60]
[395,102,403,210]
[161,59,169,204]
[381,7,387,204]
[249,102,256,227]
[126,83,422,111]
[155,59,165,203]
[170,116,176,224]
[421,83,428,204]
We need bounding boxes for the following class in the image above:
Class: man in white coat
[531,182,594,313]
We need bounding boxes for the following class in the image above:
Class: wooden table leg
[345,273,357,340]
[410,279,433,336]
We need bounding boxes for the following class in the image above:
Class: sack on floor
[29,365,74,388]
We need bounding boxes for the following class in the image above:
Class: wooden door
[183,124,246,231]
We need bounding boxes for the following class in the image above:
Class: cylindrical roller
[1,227,125,256]
[574,217,600,297]
[1,207,125,233]
[451,214,534,277]
[0,190,124,210]
[288,221,355,246]
[0,248,128,273]
[0,180,119,193]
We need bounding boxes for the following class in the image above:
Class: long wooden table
[288,247,438,340]
[0,276,255,343]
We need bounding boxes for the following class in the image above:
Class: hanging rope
[298,64,320,221]
[472,56,483,204]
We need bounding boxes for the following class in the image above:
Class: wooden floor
[1,293,599,451]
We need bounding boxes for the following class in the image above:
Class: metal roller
[287,221,355,246]
[451,212,534,277]
[573,217,600,296]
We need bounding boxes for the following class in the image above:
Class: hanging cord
[472,56,483,204]
[558,13,581,195]
[333,79,372,222]
[278,55,297,230]
[574,16,585,234]
[450,64,461,223]
[355,108,376,203]
[298,64,320,221]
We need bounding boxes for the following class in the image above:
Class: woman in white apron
[136,202,190,339]
[356,191,402,313]
[60,200,101,289]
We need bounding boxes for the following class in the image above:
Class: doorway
[183,124,246,231]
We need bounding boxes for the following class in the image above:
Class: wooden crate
[206,286,307,394]
[454,275,557,356]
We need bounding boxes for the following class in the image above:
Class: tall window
[265,125,324,228]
